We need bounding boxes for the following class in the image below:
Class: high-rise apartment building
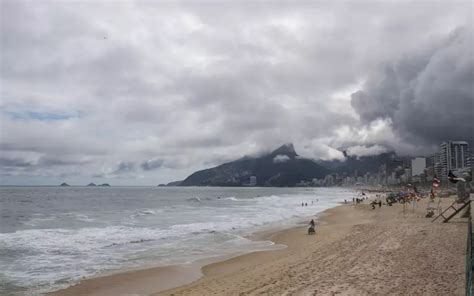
[437,141,470,180]
[411,157,426,176]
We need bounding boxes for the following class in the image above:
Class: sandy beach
[52,196,467,296]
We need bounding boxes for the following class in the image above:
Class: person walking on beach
[370,201,376,209]
[308,219,316,235]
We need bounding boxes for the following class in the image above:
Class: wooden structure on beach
[432,200,471,223]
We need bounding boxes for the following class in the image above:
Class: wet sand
[52,197,467,296]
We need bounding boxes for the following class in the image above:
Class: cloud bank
[0,1,472,185]
[351,27,474,154]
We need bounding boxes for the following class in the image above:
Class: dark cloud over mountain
[351,27,474,152]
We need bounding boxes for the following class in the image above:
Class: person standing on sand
[310,219,315,227]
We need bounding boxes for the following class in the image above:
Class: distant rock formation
[180,143,330,187]
[99,183,110,187]
[60,182,70,187]
[87,183,97,187]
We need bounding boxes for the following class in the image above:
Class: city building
[411,157,426,176]
[249,176,257,186]
[437,141,470,180]
[404,168,412,183]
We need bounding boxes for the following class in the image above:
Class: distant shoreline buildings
[309,140,472,188]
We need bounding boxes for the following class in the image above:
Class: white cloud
[346,145,388,158]
[273,154,290,163]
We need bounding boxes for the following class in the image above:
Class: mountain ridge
[174,145,408,187]
[180,143,330,187]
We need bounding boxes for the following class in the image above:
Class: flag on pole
[448,170,466,183]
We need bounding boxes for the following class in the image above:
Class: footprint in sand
[378,238,400,251]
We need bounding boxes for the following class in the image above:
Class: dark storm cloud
[0,155,93,178]
[0,1,472,184]
[37,155,91,166]
[113,162,135,174]
[351,27,474,151]
[0,157,33,168]
[141,159,165,171]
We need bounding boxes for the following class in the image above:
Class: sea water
[0,186,355,295]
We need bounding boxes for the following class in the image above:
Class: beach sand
[52,196,467,296]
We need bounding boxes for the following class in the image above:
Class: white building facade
[411,157,426,176]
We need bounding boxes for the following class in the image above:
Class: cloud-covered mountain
[181,144,330,187]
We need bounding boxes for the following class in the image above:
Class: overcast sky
[1,0,473,185]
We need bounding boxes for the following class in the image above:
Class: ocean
[0,186,355,295]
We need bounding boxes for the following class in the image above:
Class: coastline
[49,202,343,296]
[51,195,467,296]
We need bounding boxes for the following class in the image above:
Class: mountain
[166,180,183,186]
[180,143,331,187]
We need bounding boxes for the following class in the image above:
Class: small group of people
[370,200,382,209]
[353,197,367,204]
[301,200,317,207]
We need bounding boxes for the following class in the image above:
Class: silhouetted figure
[308,219,316,235]
[371,201,376,209]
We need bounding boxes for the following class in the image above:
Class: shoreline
[48,230,291,296]
[50,195,467,295]
[158,201,374,296]
[49,202,339,296]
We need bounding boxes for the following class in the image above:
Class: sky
[1,0,473,186]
